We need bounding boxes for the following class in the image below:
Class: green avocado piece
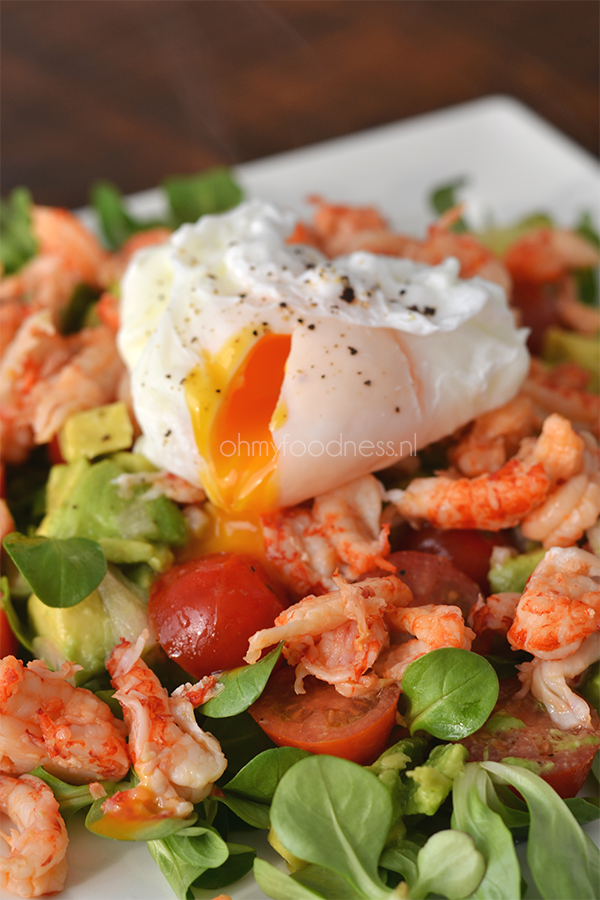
[580,663,600,714]
[543,328,600,393]
[488,548,546,594]
[485,713,527,734]
[404,744,467,816]
[39,455,187,567]
[28,565,153,682]
[29,589,114,682]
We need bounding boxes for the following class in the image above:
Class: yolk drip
[186,331,291,513]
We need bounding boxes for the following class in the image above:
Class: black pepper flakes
[307,323,315,330]
[364,380,372,386]
[395,407,400,413]
[164,429,172,437]
[340,278,355,304]
[348,346,358,355]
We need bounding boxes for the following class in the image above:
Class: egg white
[117,200,529,511]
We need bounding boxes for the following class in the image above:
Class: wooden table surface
[2,0,598,209]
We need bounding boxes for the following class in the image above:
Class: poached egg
[117,200,529,514]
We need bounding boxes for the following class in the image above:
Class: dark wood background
[2,0,598,209]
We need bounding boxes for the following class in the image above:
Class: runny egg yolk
[185,331,291,514]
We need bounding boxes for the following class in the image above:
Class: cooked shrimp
[468,592,521,636]
[0,301,29,360]
[291,198,512,293]
[261,474,394,596]
[374,604,475,684]
[29,325,126,443]
[393,413,582,531]
[0,655,129,783]
[0,773,68,898]
[554,275,600,335]
[0,206,107,325]
[507,546,599,662]
[517,632,600,731]
[448,395,537,477]
[521,432,600,548]
[503,227,600,283]
[522,358,600,437]
[103,633,226,822]
[245,575,412,697]
[0,310,126,462]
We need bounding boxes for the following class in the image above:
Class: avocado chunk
[39,454,187,571]
[543,328,600,393]
[28,565,153,683]
[488,548,546,594]
[580,662,600,714]
[404,744,468,816]
[58,401,134,461]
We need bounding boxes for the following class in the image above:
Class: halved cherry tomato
[47,434,66,466]
[510,279,559,355]
[398,529,513,594]
[148,553,289,679]
[386,550,482,618]
[0,608,19,658]
[249,665,400,765]
[459,678,600,798]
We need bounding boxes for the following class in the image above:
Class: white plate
[33,95,600,900]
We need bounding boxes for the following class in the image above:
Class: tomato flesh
[386,550,482,618]
[249,665,400,765]
[0,608,19,658]
[398,529,513,594]
[148,553,289,679]
[459,678,600,798]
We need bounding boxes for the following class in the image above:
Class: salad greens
[3,533,106,608]
[402,647,499,740]
[200,643,284,719]
[90,166,243,250]
[0,186,38,274]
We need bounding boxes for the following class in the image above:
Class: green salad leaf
[429,178,468,231]
[31,766,129,823]
[148,824,230,899]
[90,181,165,251]
[452,763,522,899]
[90,166,244,251]
[269,755,392,899]
[2,532,107,608]
[164,167,243,228]
[0,575,35,651]
[402,647,499,740]
[192,841,256,891]
[219,746,311,829]
[482,760,600,899]
[200,643,283,718]
[0,186,38,274]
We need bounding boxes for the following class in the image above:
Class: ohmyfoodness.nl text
[220,434,418,458]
